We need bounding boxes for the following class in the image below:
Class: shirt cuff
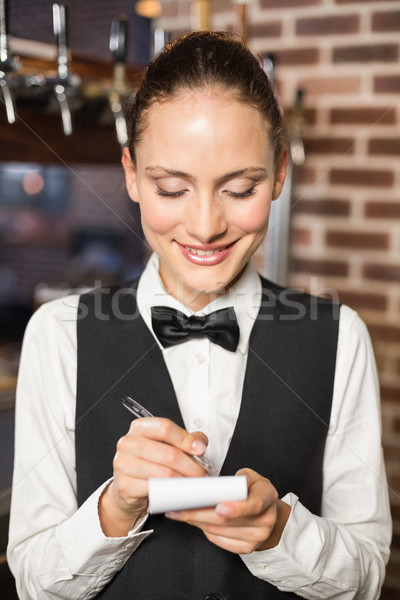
[56,479,152,577]
[240,493,328,590]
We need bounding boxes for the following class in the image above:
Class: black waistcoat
[76,276,339,600]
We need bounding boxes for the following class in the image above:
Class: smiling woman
[7,31,391,600]
[122,87,287,309]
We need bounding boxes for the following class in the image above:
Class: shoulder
[24,294,80,339]
[257,275,340,322]
[337,303,374,362]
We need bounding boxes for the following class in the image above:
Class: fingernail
[166,511,181,520]
[191,439,207,454]
[216,504,232,517]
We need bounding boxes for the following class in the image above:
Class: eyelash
[155,185,257,199]
[228,186,257,199]
[156,187,186,198]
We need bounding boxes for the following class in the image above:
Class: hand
[166,468,291,554]
[99,417,208,537]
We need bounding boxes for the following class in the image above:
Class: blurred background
[0,0,399,597]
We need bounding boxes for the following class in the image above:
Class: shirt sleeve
[7,298,152,600]
[240,305,392,598]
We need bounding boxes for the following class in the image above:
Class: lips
[176,241,237,265]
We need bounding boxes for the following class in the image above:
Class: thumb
[188,430,209,456]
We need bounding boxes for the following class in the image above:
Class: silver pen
[121,396,219,477]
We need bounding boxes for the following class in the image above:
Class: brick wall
[157,0,400,596]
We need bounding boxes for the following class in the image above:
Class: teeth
[185,246,226,256]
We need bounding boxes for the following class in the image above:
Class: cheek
[140,202,178,236]
[234,201,271,234]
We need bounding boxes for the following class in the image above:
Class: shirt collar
[137,253,262,354]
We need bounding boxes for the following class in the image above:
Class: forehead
[151,85,270,125]
[137,87,273,167]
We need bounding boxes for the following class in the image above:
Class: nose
[185,194,228,243]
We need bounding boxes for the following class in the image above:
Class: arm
[7,298,150,600]
[168,306,392,598]
[242,307,391,598]
[7,296,209,599]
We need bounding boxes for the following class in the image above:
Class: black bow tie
[151,306,239,352]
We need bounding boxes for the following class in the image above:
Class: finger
[202,531,266,555]
[166,499,276,529]
[129,417,208,456]
[215,470,278,520]
[199,523,273,546]
[116,432,206,477]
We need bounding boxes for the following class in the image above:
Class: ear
[122,147,139,204]
[272,148,289,200]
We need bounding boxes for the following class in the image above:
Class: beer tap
[50,3,79,135]
[0,0,19,124]
[109,15,128,147]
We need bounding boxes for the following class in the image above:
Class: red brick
[383,444,400,462]
[330,169,394,188]
[363,263,400,282]
[381,385,400,402]
[248,21,282,39]
[365,202,400,219]
[299,76,359,95]
[293,198,350,217]
[330,107,396,125]
[212,0,233,13]
[292,227,312,245]
[272,47,319,66]
[296,14,359,36]
[326,230,389,250]
[292,258,349,277]
[369,325,400,345]
[304,137,354,154]
[369,138,400,156]
[375,76,400,94]
[372,11,400,32]
[261,0,320,7]
[333,44,399,63]
[336,290,388,311]
[294,167,317,185]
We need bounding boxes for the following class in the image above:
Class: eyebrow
[144,166,268,183]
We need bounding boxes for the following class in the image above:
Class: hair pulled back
[128,31,284,164]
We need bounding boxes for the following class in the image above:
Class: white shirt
[7,255,392,600]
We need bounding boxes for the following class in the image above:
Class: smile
[176,241,237,266]
[184,245,227,256]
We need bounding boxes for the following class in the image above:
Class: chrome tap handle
[0,0,9,64]
[52,4,73,135]
[0,77,16,123]
[53,3,69,80]
[262,53,276,87]
[110,15,128,65]
[54,83,72,135]
[0,0,18,123]
[109,15,128,147]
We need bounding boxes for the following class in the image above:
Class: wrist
[99,482,147,538]
[256,499,291,551]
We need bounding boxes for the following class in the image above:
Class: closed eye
[227,186,257,199]
[156,186,187,198]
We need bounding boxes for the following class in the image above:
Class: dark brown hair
[128,31,285,164]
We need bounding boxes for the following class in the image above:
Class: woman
[8,31,391,599]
